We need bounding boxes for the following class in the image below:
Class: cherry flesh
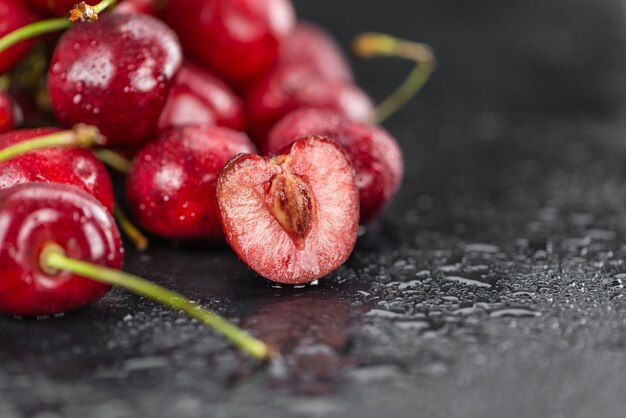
[0,91,16,133]
[279,22,353,83]
[48,13,183,148]
[245,64,374,143]
[0,0,38,74]
[217,135,359,284]
[266,108,404,223]
[162,0,296,86]
[0,128,115,212]
[0,182,123,317]
[158,62,247,132]
[126,125,256,240]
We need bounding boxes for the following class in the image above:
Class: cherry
[114,0,159,15]
[245,64,374,143]
[266,108,403,223]
[25,0,99,16]
[158,62,247,132]
[0,0,38,74]
[0,90,16,133]
[0,182,274,361]
[0,182,121,317]
[126,125,256,240]
[48,12,183,148]
[279,22,353,83]
[161,0,296,86]
[0,126,115,212]
[217,135,359,284]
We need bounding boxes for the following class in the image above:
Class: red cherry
[126,125,256,240]
[0,91,16,133]
[0,128,115,212]
[162,0,296,85]
[25,0,99,16]
[48,13,183,148]
[0,0,38,74]
[158,62,247,132]
[113,0,158,15]
[245,64,374,143]
[0,183,122,317]
[266,108,404,223]
[217,136,359,284]
[279,22,353,83]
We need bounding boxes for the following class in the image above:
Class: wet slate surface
[3,1,626,417]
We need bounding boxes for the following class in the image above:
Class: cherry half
[126,125,256,240]
[0,0,38,74]
[217,136,359,284]
[162,0,296,86]
[48,12,183,148]
[158,62,247,132]
[0,182,275,360]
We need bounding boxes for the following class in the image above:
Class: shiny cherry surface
[0,183,123,317]
[0,91,15,133]
[48,13,183,148]
[0,0,38,74]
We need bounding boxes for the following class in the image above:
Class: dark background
[3,1,626,417]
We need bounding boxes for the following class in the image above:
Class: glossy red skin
[158,62,247,132]
[0,0,38,74]
[217,136,359,284]
[279,22,353,83]
[113,0,159,15]
[162,0,296,85]
[0,91,15,133]
[0,128,115,212]
[266,108,404,223]
[0,183,123,317]
[245,65,374,143]
[48,13,183,148]
[126,125,256,240]
[25,0,98,16]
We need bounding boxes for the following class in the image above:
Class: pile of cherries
[0,0,434,360]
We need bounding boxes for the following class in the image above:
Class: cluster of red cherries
[0,0,434,360]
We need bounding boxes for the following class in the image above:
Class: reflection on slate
[3,1,626,417]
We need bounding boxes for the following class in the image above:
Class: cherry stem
[353,32,437,124]
[113,205,149,251]
[0,124,105,163]
[95,149,132,174]
[41,243,276,362]
[0,0,117,55]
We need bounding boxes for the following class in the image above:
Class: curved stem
[353,32,437,124]
[95,149,132,174]
[114,205,149,251]
[0,0,117,55]
[0,124,105,163]
[41,244,276,362]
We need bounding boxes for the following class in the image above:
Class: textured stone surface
[3,1,626,417]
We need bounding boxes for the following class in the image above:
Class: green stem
[353,32,437,124]
[95,149,132,174]
[114,205,149,251]
[42,245,275,362]
[0,0,117,55]
[0,124,105,163]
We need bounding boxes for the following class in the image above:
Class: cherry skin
[0,183,123,317]
[126,125,256,240]
[161,0,296,86]
[266,108,404,223]
[245,64,374,143]
[0,0,38,74]
[217,135,359,284]
[0,128,115,212]
[113,0,158,15]
[0,91,16,133]
[158,62,247,132]
[25,0,98,16]
[279,22,353,83]
[48,13,183,148]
